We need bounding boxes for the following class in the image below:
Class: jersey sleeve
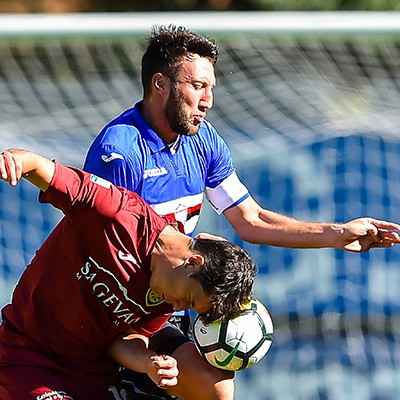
[205,172,250,215]
[204,123,250,215]
[39,161,123,221]
[132,313,172,338]
[84,126,143,192]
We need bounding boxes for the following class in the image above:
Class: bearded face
[164,83,201,137]
[163,55,215,139]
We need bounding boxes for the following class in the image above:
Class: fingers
[369,218,400,233]
[368,218,400,245]
[364,220,380,243]
[376,229,400,243]
[369,242,395,249]
[352,218,400,245]
[0,152,8,181]
[344,229,399,252]
[150,354,179,388]
[0,150,23,186]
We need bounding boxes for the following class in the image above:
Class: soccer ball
[193,298,273,371]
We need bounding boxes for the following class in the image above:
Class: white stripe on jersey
[205,172,249,215]
[150,192,204,235]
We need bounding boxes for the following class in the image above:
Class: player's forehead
[177,54,216,83]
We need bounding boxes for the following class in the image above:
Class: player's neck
[150,226,192,276]
[141,99,178,144]
[155,225,190,254]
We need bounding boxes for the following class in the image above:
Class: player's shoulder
[103,108,141,144]
[194,120,224,143]
[89,111,149,166]
[199,119,218,136]
[194,120,230,153]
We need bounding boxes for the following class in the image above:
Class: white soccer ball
[193,298,273,371]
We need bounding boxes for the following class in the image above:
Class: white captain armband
[205,172,249,215]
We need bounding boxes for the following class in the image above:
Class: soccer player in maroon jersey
[0,149,256,400]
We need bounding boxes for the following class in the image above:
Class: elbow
[236,231,258,244]
[233,220,261,244]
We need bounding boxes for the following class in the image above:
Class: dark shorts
[149,315,192,354]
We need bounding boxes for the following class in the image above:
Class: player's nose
[200,87,213,110]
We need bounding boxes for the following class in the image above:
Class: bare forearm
[107,331,179,388]
[0,149,55,192]
[107,333,155,373]
[224,196,400,251]
[241,208,338,248]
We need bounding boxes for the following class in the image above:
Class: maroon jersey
[0,162,174,382]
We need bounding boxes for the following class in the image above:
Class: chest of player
[137,144,208,204]
[75,252,171,329]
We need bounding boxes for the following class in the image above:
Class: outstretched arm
[107,327,179,389]
[224,196,400,252]
[0,149,55,191]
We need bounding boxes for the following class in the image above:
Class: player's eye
[193,82,204,90]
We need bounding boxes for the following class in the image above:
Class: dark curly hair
[188,238,257,324]
[141,24,219,98]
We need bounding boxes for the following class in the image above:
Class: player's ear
[153,72,168,94]
[186,255,205,269]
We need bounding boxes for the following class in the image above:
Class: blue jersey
[84,101,249,236]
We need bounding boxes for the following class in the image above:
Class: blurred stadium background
[1,11,400,400]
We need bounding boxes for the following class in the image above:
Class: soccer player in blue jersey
[84,25,400,400]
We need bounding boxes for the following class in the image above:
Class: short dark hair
[141,24,219,98]
[188,238,257,324]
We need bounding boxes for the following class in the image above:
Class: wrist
[327,223,346,248]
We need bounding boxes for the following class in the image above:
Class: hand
[195,232,227,241]
[337,217,400,252]
[146,354,179,389]
[0,150,23,186]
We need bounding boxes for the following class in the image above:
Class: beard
[164,86,200,137]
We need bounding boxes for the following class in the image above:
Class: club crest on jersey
[145,288,164,307]
[143,167,168,179]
